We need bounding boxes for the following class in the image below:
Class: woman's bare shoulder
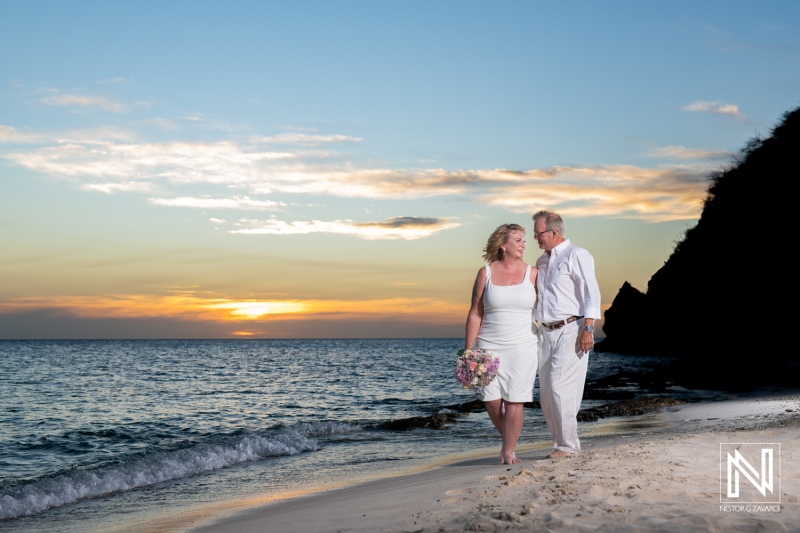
[475,265,487,283]
[528,263,538,282]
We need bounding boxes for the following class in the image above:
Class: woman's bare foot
[501,451,521,464]
[547,449,574,459]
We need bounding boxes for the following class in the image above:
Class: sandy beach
[178,391,800,533]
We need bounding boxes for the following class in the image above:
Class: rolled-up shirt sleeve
[574,249,601,320]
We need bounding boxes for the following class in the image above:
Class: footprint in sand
[445,487,474,495]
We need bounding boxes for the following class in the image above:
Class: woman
[464,223,539,464]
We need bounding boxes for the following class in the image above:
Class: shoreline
[106,437,559,533]
[173,389,800,533]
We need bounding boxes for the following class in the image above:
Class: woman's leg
[484,399,504,437]
[485,399,523,463]
[501,402,524,464]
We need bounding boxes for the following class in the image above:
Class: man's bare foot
[501,451,521,464]
[547,449,575,459]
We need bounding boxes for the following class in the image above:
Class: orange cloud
[480,165,709,222]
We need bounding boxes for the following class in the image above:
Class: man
[532,210,601,458]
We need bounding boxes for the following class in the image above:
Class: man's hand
[579,329,594,353]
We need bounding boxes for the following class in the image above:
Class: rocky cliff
[596,105,799,386]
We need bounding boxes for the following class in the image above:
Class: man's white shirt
[534,238,601,324]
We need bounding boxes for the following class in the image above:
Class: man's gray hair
[532,210,565,237]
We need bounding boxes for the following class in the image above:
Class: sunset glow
[2,2,797,338]
[0,294,465,325]
[207,301,308,320]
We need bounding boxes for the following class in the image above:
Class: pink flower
[454,348,499,397]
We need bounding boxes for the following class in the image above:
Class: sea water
[0,339,690,531]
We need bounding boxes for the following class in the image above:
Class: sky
[1,1,798,339]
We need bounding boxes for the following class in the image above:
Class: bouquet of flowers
[454,348,500,397]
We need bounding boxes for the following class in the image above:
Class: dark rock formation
[594,282,648,355]
[596,106,800,387]
[441,399,542,413]
[385,399,546,431]
[577,396,685,422]
[441,399,486,413]
[381,413,456,430]
[583,370,650,400]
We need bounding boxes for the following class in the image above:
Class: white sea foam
[0,431,318,519]
[293,421,363,436]
[0,338,519,526]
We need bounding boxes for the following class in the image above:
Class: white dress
[478,264,539,402]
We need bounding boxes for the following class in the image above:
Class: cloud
[5,140,297,181]
[232,216,461,240]
[253,133,362,145]
[647,145,731,160]
[100,77,132,84]
[682,101,744,118]
[149,196,285,209]
[82,182,154,193]
[206,300,307,318]
[1,125,133,146]
[3,136,471,198]
[0,125,37,143]
[39,93,127,112]
[0,292,464,326]
[55,127,133,144]
[250,167,482,198]
[0,125,19,140]
[1,126,712,222]
[479,165,709,222]
[144,117,179,130]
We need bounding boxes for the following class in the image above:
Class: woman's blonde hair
[483,223,525,262]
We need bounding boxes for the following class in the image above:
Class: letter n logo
[720,443,780,503]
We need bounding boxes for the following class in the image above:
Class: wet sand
[182,390,800,533]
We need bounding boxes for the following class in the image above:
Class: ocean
[0,339,707,532]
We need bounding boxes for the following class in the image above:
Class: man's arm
[574,248,601,352]
[574,248,601,320]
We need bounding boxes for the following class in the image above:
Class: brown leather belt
[541,316,583,330]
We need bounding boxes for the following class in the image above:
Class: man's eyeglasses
[533,229,554,238]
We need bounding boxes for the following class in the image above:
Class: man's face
[533,218,557,252]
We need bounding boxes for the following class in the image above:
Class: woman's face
[502,230,526,260]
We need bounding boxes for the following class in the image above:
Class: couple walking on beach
[464,210,601,464]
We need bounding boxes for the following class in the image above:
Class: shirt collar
[550,238,571,257]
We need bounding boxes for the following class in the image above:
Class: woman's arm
[530,265,540,328]
[464,267,487,351]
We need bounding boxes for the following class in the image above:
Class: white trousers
[538,320,589,454]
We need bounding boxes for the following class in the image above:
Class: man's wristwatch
[583,325,594,333]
